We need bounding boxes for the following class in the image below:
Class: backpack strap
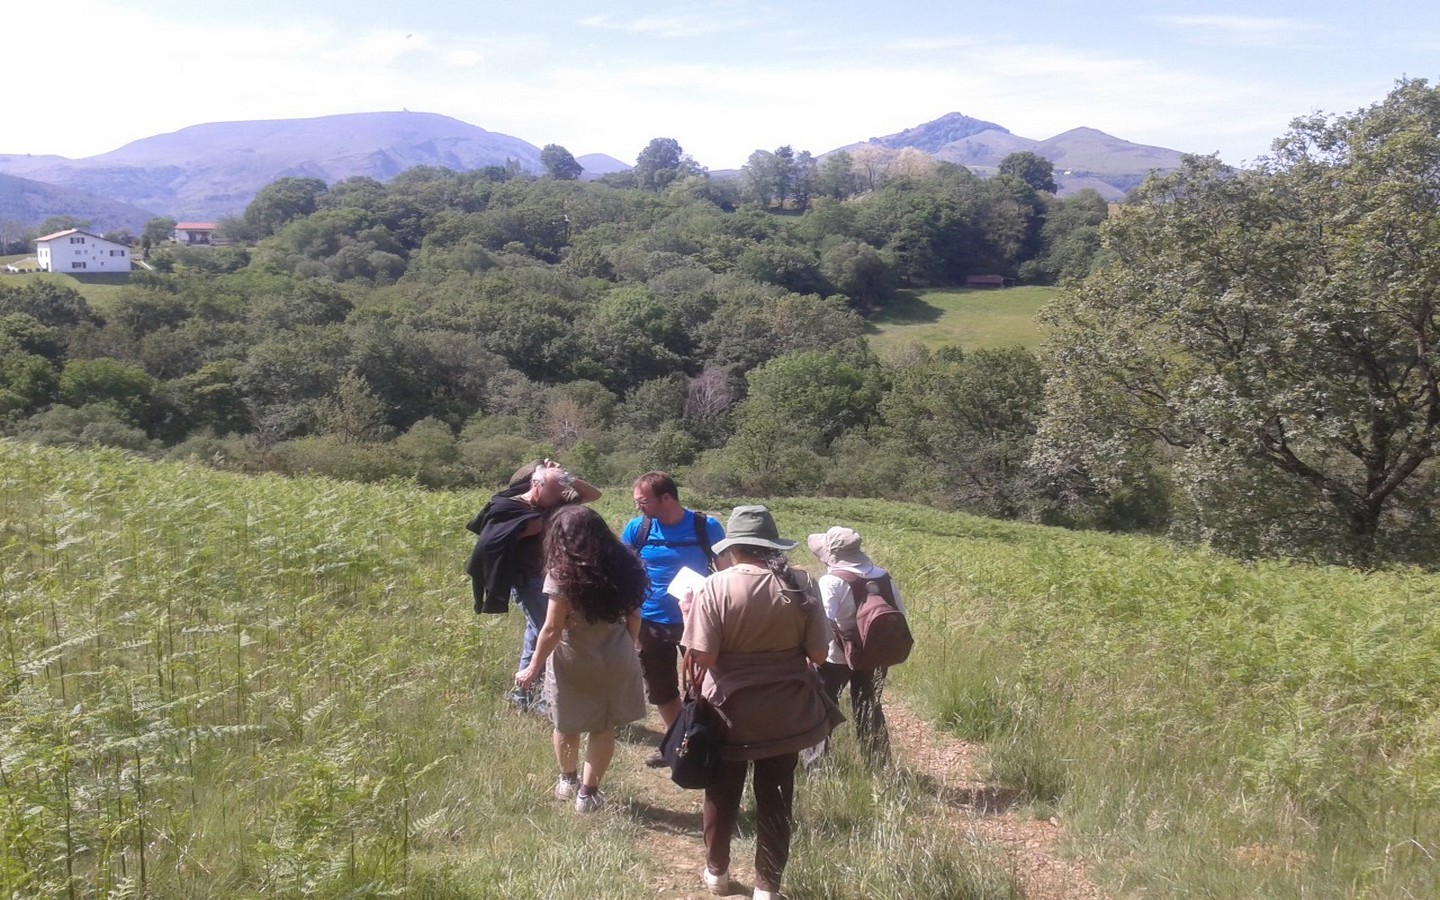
[693,512,719,573]
[631,511,718,573]
[830,569,897,608]
[629,515,654,553]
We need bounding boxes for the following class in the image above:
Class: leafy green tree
[540,144,584,180]
[997,151,1057,194]
[1035,80,1440,564]
[0,280,97,328]
[725,349,881,492]
[815,151,860,201]
[58,358,156,427]
[315,369,394,443]
[883,346,1045,518]
[634,138,699,191]
[819,239,897,311]
[144,217,178,247]
[0,315,61,417]
[1019,189,1109,284]
[243,176,329,238]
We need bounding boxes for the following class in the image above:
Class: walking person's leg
[751,752,799,895]
[854,667,890,765]
[575,729,616,812]
[512,578,548,708]
[552,730,580,798]
[701,759,748,891]
[637,621,684,765]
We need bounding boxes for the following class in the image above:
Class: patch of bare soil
[884,703,1103,900]
[618,699,1104,900]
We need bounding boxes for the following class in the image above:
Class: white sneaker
[753,890,782,900]
[574,788,606,813]
[702,867,729,894]
[554,775,579,801]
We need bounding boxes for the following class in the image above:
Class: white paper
[666,565,707,601]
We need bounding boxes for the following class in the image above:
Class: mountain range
[0,110,1188,230]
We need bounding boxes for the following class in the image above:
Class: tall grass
[762,496,1440,899]
[0,443,1012,898]
[9,442,1435,897]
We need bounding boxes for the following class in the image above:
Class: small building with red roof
[173,222,217,244]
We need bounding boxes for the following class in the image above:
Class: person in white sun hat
[807,525,906,766]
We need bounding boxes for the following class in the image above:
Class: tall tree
[540,144,584,180]
[243,176,329,238]
[634,138,698,191]
[998,151,1057,194]
[1035,80,1440,565]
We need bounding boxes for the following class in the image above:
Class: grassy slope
[2,442,1437,898]
[865,286,1057,353]
[0,269,134,306]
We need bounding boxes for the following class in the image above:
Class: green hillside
[866,286,1056,352]
[2,441,1435,897]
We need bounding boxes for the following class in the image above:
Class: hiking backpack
[831,570,913,670]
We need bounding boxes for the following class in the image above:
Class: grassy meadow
[865,286,1056,353]
[0,268,135,306]
[3,441,1438,898]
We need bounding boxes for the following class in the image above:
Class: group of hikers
[466,461,907,900]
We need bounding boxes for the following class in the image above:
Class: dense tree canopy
[1035,79,1440,565]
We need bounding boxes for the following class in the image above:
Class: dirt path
[618,698,1104,900]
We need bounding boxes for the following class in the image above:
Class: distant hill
[0,171,155,233]
[836,113,1186,200]
[576,153,631,178]
[0,109,1189,225]
[0,111,548,221]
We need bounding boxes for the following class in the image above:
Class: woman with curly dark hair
[515,505,647,812]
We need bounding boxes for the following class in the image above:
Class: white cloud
[579,4,754,39]
[445,50,484,68]
[1156,15,1331,47]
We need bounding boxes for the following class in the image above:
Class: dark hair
[543,506,648,624]
[730,545,811,607]
[633,471,678,502]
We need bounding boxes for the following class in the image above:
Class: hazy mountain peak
[865,112,1010,152]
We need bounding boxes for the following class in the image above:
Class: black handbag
[660,654,724,789]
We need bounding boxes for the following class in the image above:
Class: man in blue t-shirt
[622,471,727,766]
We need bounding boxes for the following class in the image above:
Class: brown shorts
[637,620,685,706]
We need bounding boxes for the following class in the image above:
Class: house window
[70,236,85,244]
[110,249,125,256]
[72,262,87,269]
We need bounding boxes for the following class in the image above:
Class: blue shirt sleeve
[620,516,641,548]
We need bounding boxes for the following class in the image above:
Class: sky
[6,0,1439,170]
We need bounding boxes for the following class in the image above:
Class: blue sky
[8,0,1438,169]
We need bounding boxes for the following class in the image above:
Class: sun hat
[806,526,874,569]
[712,505,798,554]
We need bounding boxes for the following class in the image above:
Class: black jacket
[465,484,540,614]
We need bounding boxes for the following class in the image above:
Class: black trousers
[820,661,890,763]
[703,753,799,893]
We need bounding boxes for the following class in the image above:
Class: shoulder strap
[691,511,719,572]
[831,570,898,608]
[629,515,654,552]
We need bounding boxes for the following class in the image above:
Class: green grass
[0,443,1015,899]
[2,269,134,305]
[865,286,1057,353]
[4,442,1437,898]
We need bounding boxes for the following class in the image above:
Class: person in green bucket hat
[682,505,843,900]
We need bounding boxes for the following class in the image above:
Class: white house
[34,228,132,273]
[172,222,217,244]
